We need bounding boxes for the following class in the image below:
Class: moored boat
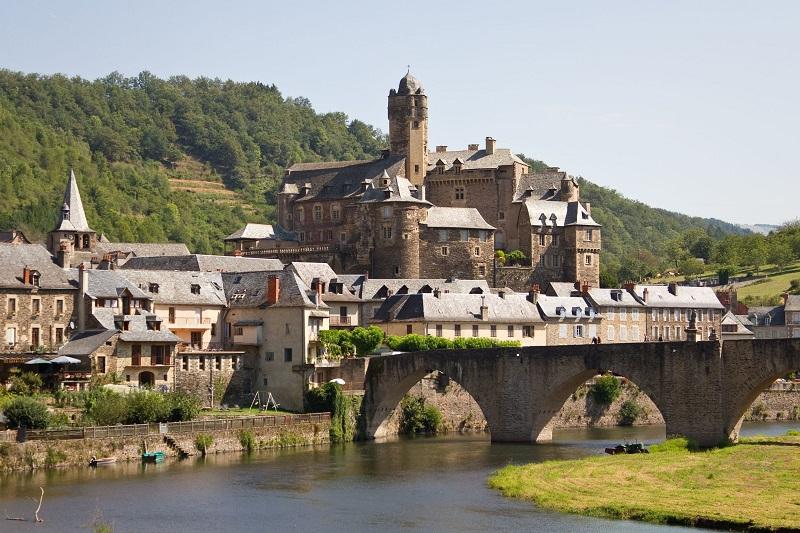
[142,451,167,463]
[89,455,117,467]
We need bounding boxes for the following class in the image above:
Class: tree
[678,258,705,279]
[3,396,50,429]
[349,326,384,356]
[768,241,794,273]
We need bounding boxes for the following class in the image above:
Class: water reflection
[0,421,796,533]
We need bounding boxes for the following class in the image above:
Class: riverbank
[488,433,800,531]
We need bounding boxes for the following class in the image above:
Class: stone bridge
[361,339,800,446]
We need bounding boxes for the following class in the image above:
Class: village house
[719,311,755,341]
[785,294,800,338]
[745,305,788,339]
[0,230,32,245]
[627,283,724,341]
[370,289,546,346]
[223,223,297,254]
[533,289,601,345]
[285,262,363,329]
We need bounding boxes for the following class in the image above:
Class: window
[5,327,16,346]
[574,325,584,338]
[479,230,487,242]
[632,308,639,320]
[585,254,592,265]
[215,356,222,370]
[7,297,16,314]
[394,266,400,275]
[675,326,682,340]
[406,324,413,335]
[490,325,497,337]
[498,211,505,221]
[673,309,680,321]
[441,246,449,256]
[232,356,239,370]
[55,327,64,345]
[168,307,175,323]
[523,326,532,337]
[652,309,657,321]
[299,231,306,242]
[191,284,201,295]
[296,207,304,222]
[284,348,293,362]
[149,283,159,294]
[313,205,322,222]
[285,323,290,335]
[607,308,615,320]
[472,325,479,337]
[132,345,141,366]
[454,324,461,337]
[414,164,419,174]
[552,234,560,247]
[587,229,594,241]
[55,299,64,315]
[331,204,341,222]
[507,325,514,337]
[435,324,443,337]
[31,298,40,315]
[474,247,481,257]
[151,345,167,365]
[382,206,392,219]
[31,326,40,347]
[607,326,615,341]
[559,324,567,338]
[478,265,486,277]
[383,226,393,240]
[652,326,658,339]
[632,326,640,341]
[459,230,469,241]
[619,307,627,320]
[340,232,347,243]
[620,325,627,341]
[182,356,188,371]
[455,186,465,200]
[210,323,216,336]
[199,356,206,370]
[263,377,268,387]
[234,326,244,336]
[438,230,448,242]
[265,351,274,361]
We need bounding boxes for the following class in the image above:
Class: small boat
[604,443,649,455]
[89,455,117,467]
[142,451,167,464]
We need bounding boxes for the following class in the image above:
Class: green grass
[738,263,800,300]
[488,435,800,531]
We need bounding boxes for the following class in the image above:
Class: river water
[0,421,796,532]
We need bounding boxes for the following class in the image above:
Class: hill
[0,69,747,270]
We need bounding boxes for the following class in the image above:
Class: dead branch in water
[34,487,43,522]
[3,486,44,523]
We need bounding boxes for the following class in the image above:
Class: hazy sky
[2,0,798,225]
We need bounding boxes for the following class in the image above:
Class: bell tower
[388,70,428,186]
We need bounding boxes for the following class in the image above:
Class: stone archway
[138,371,155,388]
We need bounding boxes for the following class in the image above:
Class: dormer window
[572,306,581,316]
[435,159,446,175]
[452,159,463,174]
[30,271,40,287]
[556,306,566,316]
[191,284,201,295]
[149,283,159,294]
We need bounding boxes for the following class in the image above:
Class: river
[0,421,797,532]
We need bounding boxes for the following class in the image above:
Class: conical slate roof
[57,169,93,232]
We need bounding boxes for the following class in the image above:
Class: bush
[618,400,643,426]
[48,412,71,428]
[44,447,67,468]
[125,391,170,424]
[385,334,521,352]
[305,381,340,413]
[350,326,384,356]
[399,396,443,435]
[3,396,50,429]
[239,430,256,452]
[590,375,621,405]
[506,249,527,266]
[195,434,213,456]
[166,392,201,422]
[9,371,44,396]
[85,389,128,426]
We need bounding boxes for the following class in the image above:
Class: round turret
[397,71,423,95]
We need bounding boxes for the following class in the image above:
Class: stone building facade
[231,72,600,289]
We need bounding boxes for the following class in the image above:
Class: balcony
[168,317,212,330]
[329,315,352,327]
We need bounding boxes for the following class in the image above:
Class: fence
[20,413,331,442]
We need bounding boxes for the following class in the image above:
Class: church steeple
[388,70,428,186]
[57,169,93,232]
[48,169,96,259]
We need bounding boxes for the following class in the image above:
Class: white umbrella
[328,378,346,385]
[25,358,52,365]
[50,355,81,364]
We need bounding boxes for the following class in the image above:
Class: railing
[19,413,331,441]
[330,315,352,326]
[169,317,212,326]
[0,430,16,443]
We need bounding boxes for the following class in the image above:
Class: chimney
[468,143,479,150]
[436,145,448,153]
[623,282,636,292]
[581,282,590,295]
[642,287,649,303]
[527,283,540,304]
[782,293,789,306]
[78,262,89,331]
[57,241,72,269]
[22,265,30,285]
[668,282,678,296]
[498,290,506,299]
[433,288,441,298]
[267,275,281,305]
[480,295,488,320]
[485,137,496,155]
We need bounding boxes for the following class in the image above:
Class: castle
[229,72,602,288]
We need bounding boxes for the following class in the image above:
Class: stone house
[285,262,363,329]
[223,223,297,254]
[745,306,788,339]
[370,290,546,346]
[534,291,601,345]
[222,270,330,411]
[626,283,724,341]
[719,311,755,341]
[785,294,800,338]
[0,243,77,353]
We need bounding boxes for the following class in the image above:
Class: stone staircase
[164,434,193,458]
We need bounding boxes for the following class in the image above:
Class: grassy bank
[489,435,800,531]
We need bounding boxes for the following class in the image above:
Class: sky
[1,0,798,225]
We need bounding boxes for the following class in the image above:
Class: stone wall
[174,354,252,407]
[418,226,493,280]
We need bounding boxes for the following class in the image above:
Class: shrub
[350,326,384,356]
[590,375,621,405]
[9,371,44,396]
[239,430,256,452]
[166,392,200,422]
[85,390,128,426]
[618,400,643,426]
[125,391,170,424]
[195,434,213,456]
[3,396,50,429]
[506,249,527,265]
[44,447,67,468]
[385,334,521,352]
[305,381,340,413]
[48,412,71,428]
[399,396,443,435]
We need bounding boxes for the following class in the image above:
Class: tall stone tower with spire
[48,169,96,266]
[388,71,428,186]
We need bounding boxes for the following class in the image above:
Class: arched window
[82,235,90,249]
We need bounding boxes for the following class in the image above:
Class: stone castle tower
[388,71,428,186]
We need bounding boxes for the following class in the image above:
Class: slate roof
[536,294,598,319]
[0,244,75,290]
[630,285,725,309]
[0,230,31,244]
[286,262,338,287]
[121,254,284,273]
[283,156,405,202]
[358,278,490,300]
[59,330,116,356]
[372,292,542,323]
[785,295,800,312]
[427,148,525,172]
[359,171,430,205]
[720,311,754,336]
[422,207,495,230]
[117,270,227,306]
[524,199,599,228]
[222,270,328,309]
[747,306,786,327]
[94,242,190,257]
[396,71,424,95]
[75,270,150,300]
[585,288,645,308]
[56,170,93,232]
[513,168,568,201]
[223,223,297,242]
